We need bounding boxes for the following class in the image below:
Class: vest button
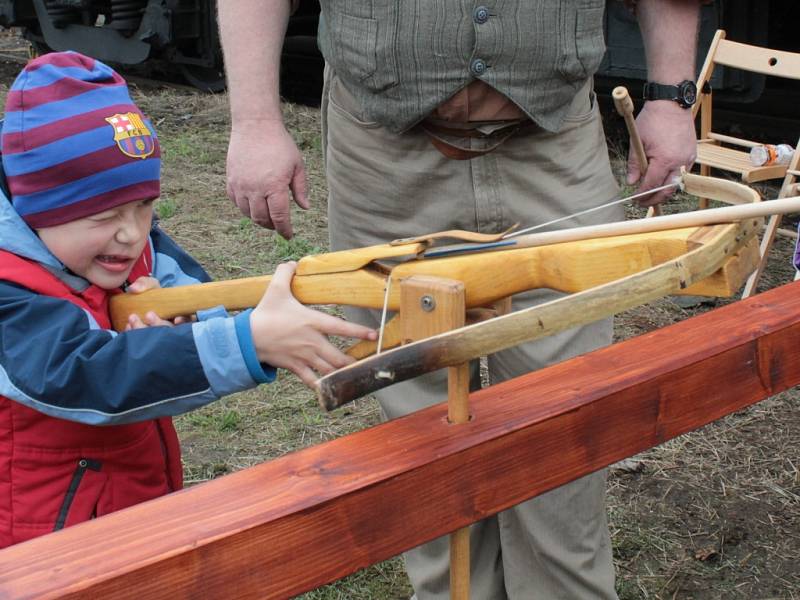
[474,6,489,24]
[471,58,487,76]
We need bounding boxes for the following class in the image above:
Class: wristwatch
[642,80,697,109]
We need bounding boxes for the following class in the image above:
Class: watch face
[680,82,697,106]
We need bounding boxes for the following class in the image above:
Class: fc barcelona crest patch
[105,112,155,159]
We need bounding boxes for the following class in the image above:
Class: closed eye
[87,211,117,222]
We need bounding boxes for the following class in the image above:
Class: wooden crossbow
[109,172,800,408]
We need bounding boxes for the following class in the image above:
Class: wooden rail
[2,281,800,599]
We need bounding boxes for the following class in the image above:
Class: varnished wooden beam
[1,282,800,599]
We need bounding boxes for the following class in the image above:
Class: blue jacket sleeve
[145,224,276,386]
[0,280,269,426]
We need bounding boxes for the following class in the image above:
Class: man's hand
[218,0,302,237]
[628,100,697,206]
[633,0,701,206]
[226,120,309,239]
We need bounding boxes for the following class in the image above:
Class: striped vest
[318,0,607,132]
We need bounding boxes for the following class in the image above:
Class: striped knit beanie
[1,51,160,228]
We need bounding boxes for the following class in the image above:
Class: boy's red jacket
[0,198,276,548]
[0,245,184,547]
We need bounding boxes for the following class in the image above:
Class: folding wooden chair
[693,30,800,297]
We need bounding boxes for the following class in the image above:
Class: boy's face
[36,198,155,289]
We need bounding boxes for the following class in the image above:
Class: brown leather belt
[420,119,536,160]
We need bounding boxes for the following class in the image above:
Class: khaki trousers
[322,68,621,600]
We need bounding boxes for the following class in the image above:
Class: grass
[301,559,412,600]
[271,234,323,262]
[156,197,178,219]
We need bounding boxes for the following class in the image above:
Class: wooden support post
[697,100,713,210]
[400,276,470,600]
[696,31,718,212]
[447,364,470,600]
[491,296,513,317]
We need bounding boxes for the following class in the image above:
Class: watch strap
[643,82,680,101]
[643,80,697,108]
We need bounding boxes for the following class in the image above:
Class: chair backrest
[693,31,800,133]
[694,31,800,298]
[714,40,800,80]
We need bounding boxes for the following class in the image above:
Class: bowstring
[503,181,680,240]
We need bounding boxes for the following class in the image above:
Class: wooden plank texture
[2,282,800,599]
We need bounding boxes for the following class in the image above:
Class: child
[0,52,375,548]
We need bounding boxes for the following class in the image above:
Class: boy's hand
[250,262,377,387]
[124,276,190,329]
[125,311,189,330]
[126,276,161,294]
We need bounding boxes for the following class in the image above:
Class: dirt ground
[0,32,797,599]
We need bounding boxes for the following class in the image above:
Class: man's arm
[630,0,701,206]
[218,0,309,238]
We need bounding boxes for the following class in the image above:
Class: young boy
[0,51,375,548]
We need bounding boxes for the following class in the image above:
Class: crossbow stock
[109,173,800,409]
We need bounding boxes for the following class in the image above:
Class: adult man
[219,1,701,597]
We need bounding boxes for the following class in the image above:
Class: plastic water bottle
[749,143,794,166]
